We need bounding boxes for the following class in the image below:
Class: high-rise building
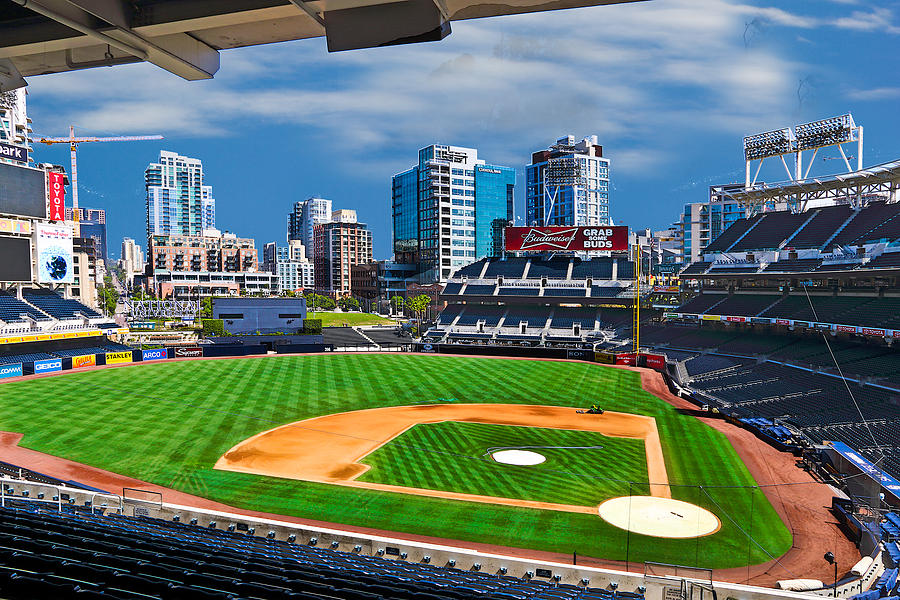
[265,239,314,292]
[391,144,515,282]
[0,89,31,165]
[314,221,373,294]
[145,150,216,238]
[288,197,332,260]
[680,184,747,263]
[120,237,145,285]
[526,135,610,227]
[331,209,357,223]
[66,207,107,262]
[147,230,277,298]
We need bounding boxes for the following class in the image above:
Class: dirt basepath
[0,353,859,586]
[215,403,670,509]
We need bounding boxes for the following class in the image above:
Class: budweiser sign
[505,226,628,252]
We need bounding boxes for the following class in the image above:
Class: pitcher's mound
[598,496,720,538]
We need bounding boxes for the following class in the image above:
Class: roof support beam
[0,59,27,92]
[286,0,325,28]
[11,0,219,80]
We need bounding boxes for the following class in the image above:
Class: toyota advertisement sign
[505,226,628,252]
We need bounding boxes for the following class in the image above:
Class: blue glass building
[392,145,514,282]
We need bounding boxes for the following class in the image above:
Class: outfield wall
[0,478,825,600]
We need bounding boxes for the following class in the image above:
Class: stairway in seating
[703,295,730,314]
[355,327,378,347]
[723,214,767,252]
[756,295,786,317]
[780,210,820,249]
[820,209,859,251]
[543,307,555,332]
[496,307,510,329]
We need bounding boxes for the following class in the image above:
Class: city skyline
[19,0,900,261]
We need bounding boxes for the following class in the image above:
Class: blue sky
[23,0,900,260]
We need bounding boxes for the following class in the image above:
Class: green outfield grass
[359,422,650,504]
[0,354,791,569]
[312,312,395,327]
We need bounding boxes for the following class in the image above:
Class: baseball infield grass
[359,422,650,504]
[0,354,791,569]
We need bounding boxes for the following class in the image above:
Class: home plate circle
[597,496,721,538]
[491,450,546,466]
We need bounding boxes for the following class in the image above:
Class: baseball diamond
[0,353,791,569]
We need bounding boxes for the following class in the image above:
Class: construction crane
[34,126,162,233]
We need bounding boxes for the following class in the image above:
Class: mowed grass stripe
[358,422,648,506]
[0,354,792,569]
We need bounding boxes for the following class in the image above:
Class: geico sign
[34,359,62,372]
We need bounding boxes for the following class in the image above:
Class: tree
[96,276,119,316]
[406,294,432,335]
[390,295,405,316]
[338,296,360,312]
[200,297,213,318]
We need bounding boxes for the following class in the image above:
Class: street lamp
[824,552,837,597]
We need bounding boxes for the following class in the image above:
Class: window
[278,313,304,318]
[218,313,244,319]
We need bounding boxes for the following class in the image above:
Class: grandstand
[0,288,111,338]
[680,199,900,279]
[0,497,632,600]
[426,256,638,345]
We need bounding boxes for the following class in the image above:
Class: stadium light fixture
[743,128,795,161]
[795,114,855,152]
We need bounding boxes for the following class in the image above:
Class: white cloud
[848,86,900,101]
[25,0,819,173]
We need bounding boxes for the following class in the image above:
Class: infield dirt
[215,404,670,511]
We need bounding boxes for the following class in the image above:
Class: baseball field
[0,353,792,569]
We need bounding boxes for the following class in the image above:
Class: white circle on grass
[492,450,546,466]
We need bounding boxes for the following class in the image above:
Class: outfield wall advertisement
[35,222,74,284]
[171,346,202,358]
[72,354,96,368]
[34,358,62,374]
[663,312,897,338]
[105,351,133,365]
[142,348,167,361]
[0,363,22,379]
